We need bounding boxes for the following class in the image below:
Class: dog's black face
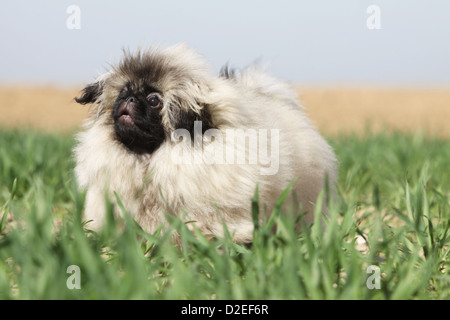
[111,83,165,154]
[75,48,216,155]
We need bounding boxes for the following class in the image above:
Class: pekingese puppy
[74,44,337,243]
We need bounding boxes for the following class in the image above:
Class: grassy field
[0,129,449,299]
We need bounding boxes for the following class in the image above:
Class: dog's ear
[75,81,103,105]
[168,102,214,136]
[167,83,215,135]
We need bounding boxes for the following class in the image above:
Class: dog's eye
[119,86,129,99]
[147,94,162,108]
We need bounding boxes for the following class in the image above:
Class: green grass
[0,129,449,299]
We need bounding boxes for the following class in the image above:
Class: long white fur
[74,44,337,243]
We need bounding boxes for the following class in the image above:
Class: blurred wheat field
[0,86,449,137]
[299,87,450,138]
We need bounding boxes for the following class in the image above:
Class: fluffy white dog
[73,44,337,243]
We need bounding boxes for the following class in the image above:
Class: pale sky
[1,0,449,87]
